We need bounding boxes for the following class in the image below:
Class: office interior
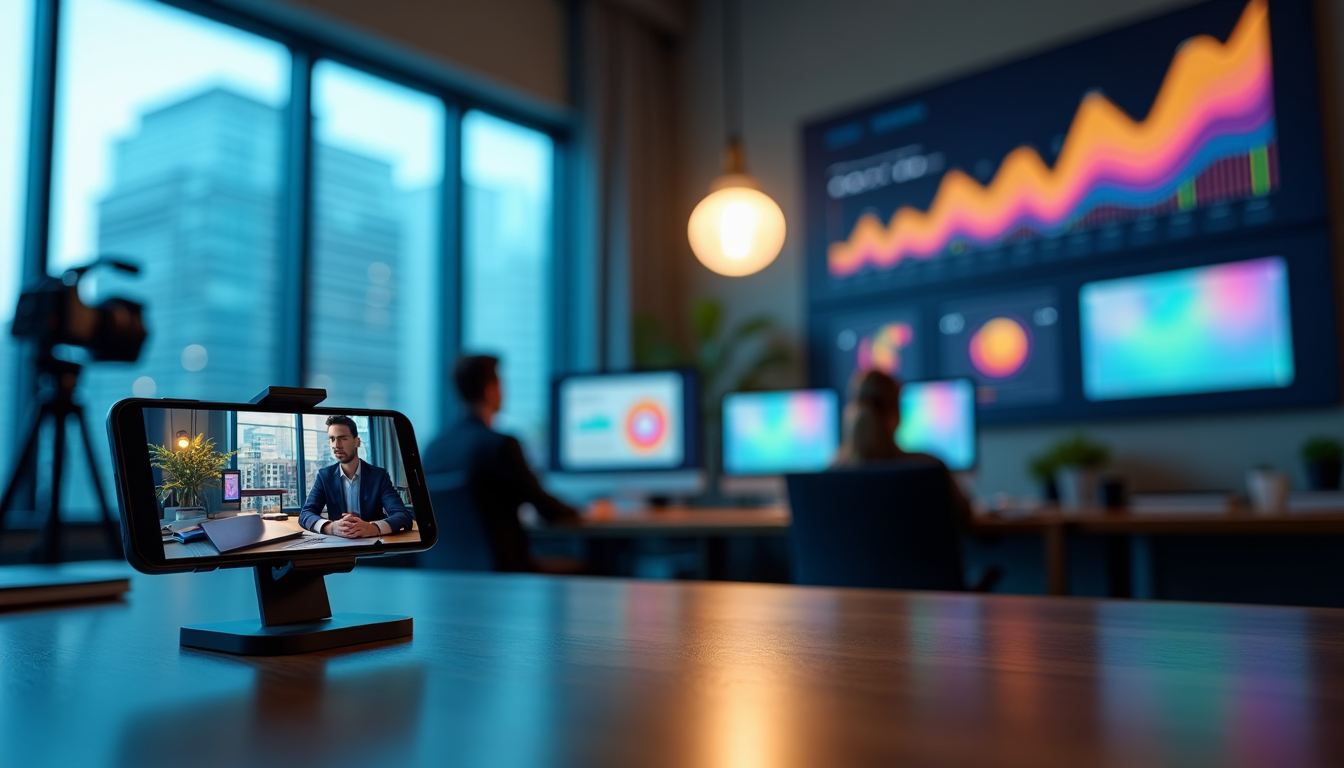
[2,0,1344,601]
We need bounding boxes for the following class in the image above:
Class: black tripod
[0,357,121,563]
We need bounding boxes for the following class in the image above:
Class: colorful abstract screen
[895,379,977,471]
[722,389,840,476]
[1081,256,1294,401]
[553,371,694,472]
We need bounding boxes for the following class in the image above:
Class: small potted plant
[1300,435,1343,491]
[1049,433,1110,512]
[149,434,237,520]
[1027,449,1061,502]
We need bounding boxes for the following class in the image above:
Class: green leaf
[733,345,792,392]
[690,299,722,344]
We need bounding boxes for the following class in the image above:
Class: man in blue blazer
[299,415,414,538]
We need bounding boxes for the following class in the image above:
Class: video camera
[11,257,147,362]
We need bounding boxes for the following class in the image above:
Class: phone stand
[180,555,412,655]
[179,386,413,655]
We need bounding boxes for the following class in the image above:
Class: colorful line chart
[827,0,1277,279]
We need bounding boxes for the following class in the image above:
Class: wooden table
[163,514,421,559]
[2,567,1342,767]
[538,506,1344,597]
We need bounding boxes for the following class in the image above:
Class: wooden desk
[540,506,1344,597]
[163,514,421,559]
[3,567,1343,767]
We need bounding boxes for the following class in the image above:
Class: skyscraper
[63,86,405,515]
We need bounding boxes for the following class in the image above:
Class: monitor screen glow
[895,378,977,471]
[555,371,690,472]
[1080,256,1295,401]
[722,389,840,476]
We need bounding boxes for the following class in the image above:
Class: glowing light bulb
[688,179,785,277]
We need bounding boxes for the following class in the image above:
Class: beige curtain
[574,0,689,370]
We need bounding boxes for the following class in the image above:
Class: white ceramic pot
[1055,467,1100,512]
[1246,470,1289,514]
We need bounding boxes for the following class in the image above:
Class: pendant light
[688,0,785,277]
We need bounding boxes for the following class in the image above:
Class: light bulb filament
[719,201,760,260]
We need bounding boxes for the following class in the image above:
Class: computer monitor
[547,369,702,501]
[722,388,840,477]
[896,378,978,471]
[219,468,241,511]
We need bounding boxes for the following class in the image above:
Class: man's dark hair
[453,355,500,404]
[325,414,358,439]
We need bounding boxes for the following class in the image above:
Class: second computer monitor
[550,369,699,474]
[895,378,978,471]
[722,388,840,477]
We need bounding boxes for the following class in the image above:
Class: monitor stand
[179,555,412,655]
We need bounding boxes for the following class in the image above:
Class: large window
[0,0,33,511]
[462,111,555,457]
[2,0,564,527]
[50,0,290,517]
[308,61,445,437]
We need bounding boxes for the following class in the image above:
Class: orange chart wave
[829,0,1276,278]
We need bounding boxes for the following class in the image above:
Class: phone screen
[145,407,422,560]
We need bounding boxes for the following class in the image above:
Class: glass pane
[50,0,289,518]
[461,111,554,458]
[0,0,32,509]
[235,412,301,513]
[308,61,444,440]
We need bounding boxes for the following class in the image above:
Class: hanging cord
[721,0,746,173]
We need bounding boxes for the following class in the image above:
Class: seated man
[299,415,414,538]
[422,355,580,571]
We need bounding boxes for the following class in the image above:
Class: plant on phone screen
[148,434,237,508]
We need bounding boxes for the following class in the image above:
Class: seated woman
[834,369,973,527]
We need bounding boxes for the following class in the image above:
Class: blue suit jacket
[298,459,414,534]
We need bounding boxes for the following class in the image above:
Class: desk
[3,567,1343,767]
[163,514,421,559]
[537,506,1344,597]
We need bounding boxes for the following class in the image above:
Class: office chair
[418,472,497,572]
[786,463,975,591]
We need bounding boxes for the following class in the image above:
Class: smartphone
[107,397,437,574]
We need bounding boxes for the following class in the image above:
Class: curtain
[573,0,689,371]
[367,417,406,489]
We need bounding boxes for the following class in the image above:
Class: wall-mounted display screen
[937,287,1062,408]
[722,389,840,476]
[1081,256,1294,401]
[804,0,1337,423]
[829,306,926,394]
[550,370,698,473]
[896,378,978,471]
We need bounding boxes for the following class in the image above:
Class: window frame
[7,0,572,520]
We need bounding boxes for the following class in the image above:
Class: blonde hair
[838,369,902,465]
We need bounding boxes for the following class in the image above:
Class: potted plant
[1049,433,1110,511]
[149,434,237,520]
[1027,449,1061,502]
[1300,435,1343,491]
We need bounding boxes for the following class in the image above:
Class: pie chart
[969,317,1030,378]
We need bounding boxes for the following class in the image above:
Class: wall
[678,0,1344,498]
[284,0,568,105]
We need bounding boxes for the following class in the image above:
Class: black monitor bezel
[547,368,700,474]
[107,397,438,575]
